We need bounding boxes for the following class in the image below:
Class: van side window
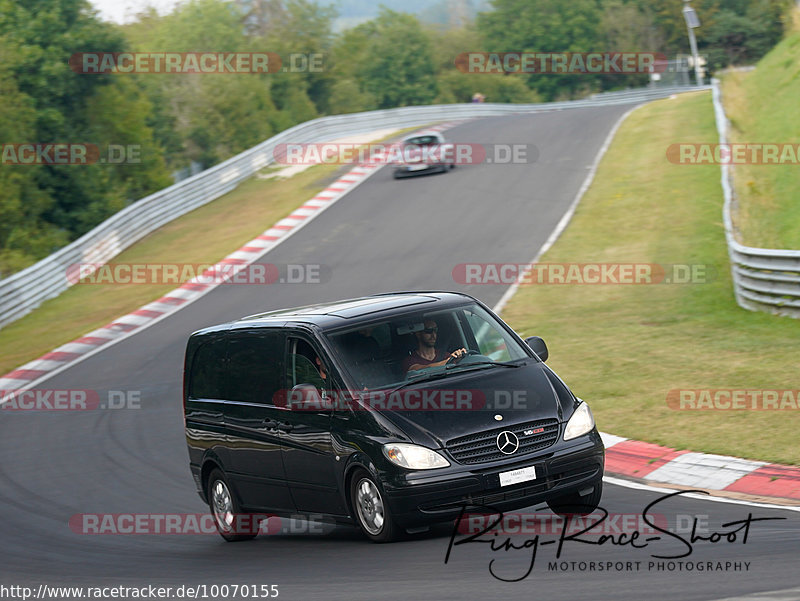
[227,331,284,405]
[189,336,227,399]
[287,338,326,392]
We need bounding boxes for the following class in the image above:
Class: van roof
[191,291,477,336]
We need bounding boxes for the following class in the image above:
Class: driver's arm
[407,348,467,371]
[445,348,468,364]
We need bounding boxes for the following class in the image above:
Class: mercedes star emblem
[496,430,519,455]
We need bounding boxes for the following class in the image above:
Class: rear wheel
[547,481,603,516]
[350,469,398,543]
[207,468,258,542]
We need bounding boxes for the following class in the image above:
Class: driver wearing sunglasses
[402,319,467,374]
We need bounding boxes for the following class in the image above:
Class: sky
[87,0,493,27]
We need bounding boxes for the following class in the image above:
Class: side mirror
[288,383,334,411]
[525,336,548,362]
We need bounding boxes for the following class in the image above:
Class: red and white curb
[601,433,800,501]
[0,121,461,394]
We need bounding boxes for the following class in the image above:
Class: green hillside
[721,8,800,249]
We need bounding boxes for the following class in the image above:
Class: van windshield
[324,303,529,390]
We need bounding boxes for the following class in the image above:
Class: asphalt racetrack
[2,103,798,601]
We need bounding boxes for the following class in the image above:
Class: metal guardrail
[712,79,800,318]
[0,85,704,329]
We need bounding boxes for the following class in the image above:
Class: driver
[403,319,467,374]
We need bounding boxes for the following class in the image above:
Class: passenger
[403,319,466,374]
[290,351,326,391]
[341,327,387,389]
[314,355,327,382]
[342,327,380,362]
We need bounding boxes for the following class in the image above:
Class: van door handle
[276,421,294,433]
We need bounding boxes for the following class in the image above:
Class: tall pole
[683,1,702,86]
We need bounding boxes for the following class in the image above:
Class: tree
[600,1,665,52]
[331,10,438,109]
[0,35,67,276]
[699,0,794,71]
[237,0,289,37]
[430,25,540,103]
[0,0,169,275]
[478,0,606,99]
[125,0,324,169]
[257,0,338,114]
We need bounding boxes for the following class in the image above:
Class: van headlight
[383,443,450,469]
[563,401,595,441]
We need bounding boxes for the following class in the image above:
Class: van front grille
[446,419,559,464]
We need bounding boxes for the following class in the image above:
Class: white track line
[603,476,800,512]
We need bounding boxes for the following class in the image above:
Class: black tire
[207,468,258,542]
[547,481,603,516]
[350,469,398,543]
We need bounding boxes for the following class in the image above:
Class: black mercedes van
[183,292,604,542]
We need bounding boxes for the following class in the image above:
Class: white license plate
[499,465,537,487]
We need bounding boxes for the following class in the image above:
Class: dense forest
[0,0,793,276]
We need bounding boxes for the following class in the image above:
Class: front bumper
[382,430,604,528]
[394,163,447,177]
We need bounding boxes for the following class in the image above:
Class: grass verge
[501,90,800,466]
[720,7,800,249]
[0,161,345,376]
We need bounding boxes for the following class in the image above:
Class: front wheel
[350,469,398,543]
[547,481,603,516]
[207,468,258,542]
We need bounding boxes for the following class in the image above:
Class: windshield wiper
[377,360,525,397]
[445,359,524,371]
[380,371,455,395]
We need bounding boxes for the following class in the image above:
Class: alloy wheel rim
[355,478,385,535]
[211,480,235,533]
